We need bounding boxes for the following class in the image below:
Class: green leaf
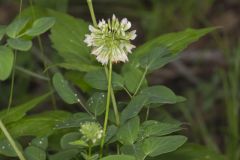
[142,136,187,157]
[24,146,46,160]
[25,17,55,36]
[30,137,48,150]
[87,92,106,116]
[139,47,176,71]
[139,86,178,105]
[121,143,145,160]
[7,38,32,51]
[120,95,148,124]
[49,149,79,160]
[132,28,215,61]
[117,116,140,145]
[0,25,6,40]
[84,69,124,90]
[55,112,94,129]
[0,46,14,81]
[0,93,50,124]
[1,111,70,138]
[69,139,88,148]
[49,10,90,63]
[155,143,226,160]
[0,139,23,157]
[57,62,101,72]
[52,73,78,104]
[6,17,30,38]
[105,125,118,144]
[100,155,136,160]
[140,120,182,139]
[60,132,82,149]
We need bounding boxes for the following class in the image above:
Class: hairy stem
[0,120,26,160]
[100,62,112,157]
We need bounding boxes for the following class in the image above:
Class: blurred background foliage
[0,0,240,159]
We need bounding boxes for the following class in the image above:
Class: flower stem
[104,67,120,126]
[100,62,112,157]
[0,120,26,160]
[87,0,98,26]
[88,145,92,158]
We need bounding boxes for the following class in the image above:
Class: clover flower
[80,122,103,145]
[84,14,137,65]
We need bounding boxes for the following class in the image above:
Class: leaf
[57,62,101,72]
[6,17,30,38]
[25,17,56,36]
[84,69,124,90]
[142,136,187,157]
[155,143,226,160]
[49,10,90,63]
[49,149,79,160]
[100,155,136,160]
[0,46,14,81]
[52,73,78,104]
[132,28,215,61]
[7,38,32,51]
[1,111,71,138]
[117,116,140,145]
[121,143,145,160]
[139,47,176,71]
[30,137,48,150]
[60,132,82,149]
[87,92,106,116]
[105,125,118,144]
[0,25,6,40]
[24,146,46,160]
[0,93,50,124]
[55,112,94,129]
[140,120,182,139]
[120,95,148,124]
[69,139,88,148]
[0,139,23,157]
[139,86,178,105]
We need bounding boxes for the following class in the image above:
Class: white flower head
[84,14,137,65]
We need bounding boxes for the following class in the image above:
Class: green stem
[100,62,112,157]
[145,106,150,121]
[88,145,92,158]
[16,66,50,81]
[28,0,57,109]
[7,52,17,112]
[0,120,26,160]
[104,67,120,126]
[8,0,23,111]
[37,37,57,109]
[122,86,132,98]
[87,0,98,26]
[133,67,148,96]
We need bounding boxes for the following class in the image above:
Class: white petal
[84,35,93,46]
[91,46,104,56]
[129,30,137,40]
